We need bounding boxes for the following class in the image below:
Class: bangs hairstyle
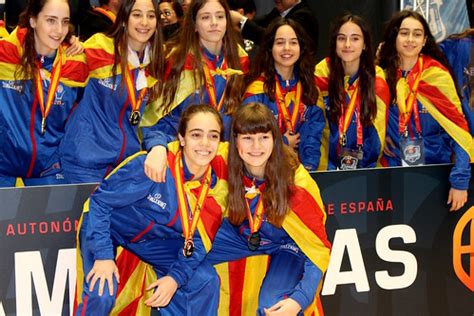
[328,14,376,127]
[107,0,164,101]
[228,103,298,228]
[377,10,454,101]
[16,0,73,85]
[161,0,246,115]
[177,103,224,140]
[248,17,318,106]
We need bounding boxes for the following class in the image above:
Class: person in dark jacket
[78,0,122,40]
[230,0,318,52]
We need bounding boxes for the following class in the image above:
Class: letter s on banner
[453,207,474,291]
[375,224,417,290]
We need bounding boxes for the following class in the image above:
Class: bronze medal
[248,231,261,251]
[129,110,141,126]
[183,239,194,258]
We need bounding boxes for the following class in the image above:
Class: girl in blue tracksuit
[140,0,248,182]
[242,18,325,171]
[378,10,472,211]
[207,103,331,316]
[59,0,164,183]
[0,0,88,187]
[75,104,228,315]
[315,14,390,171]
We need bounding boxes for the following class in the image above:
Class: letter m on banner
[400,0,470,41]
[453,207,474,292]
[14,249,76,315]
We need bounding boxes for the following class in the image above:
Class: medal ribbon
[92,6,116,23]
[35,48,64,134]
[124,65,147,119]
[244,188,265,234]
[397,57,423,137]
[174,151,212,244]
[274,77,303,133]
[338,79,362,147]
[202,56,242,111]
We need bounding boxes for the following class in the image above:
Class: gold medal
[129,110,141,126]
[183,239,194,258]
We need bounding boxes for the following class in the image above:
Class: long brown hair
[16,0,73,85]
[247,17,318,106]
[177,103,224,140]
[107,0,164,100]
[378,10,454,101]
[228,103,299,228]
[161,0,245,115]
[328,14,377,127]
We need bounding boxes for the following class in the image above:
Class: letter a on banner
[322,229,370,295]
[453,207,474,291]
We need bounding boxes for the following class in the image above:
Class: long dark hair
[161,0,246,115]
[248,17,318,106]
[328,14,376,127]
[17,0,73,84]
[228,103,299,228]
[378,10,453,101]
[107,0,164,100]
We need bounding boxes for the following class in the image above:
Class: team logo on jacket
[98,78,118,91]
[2,80,23,93]
[147,193,167,209]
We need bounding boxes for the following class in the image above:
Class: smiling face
[159,2,178,26]
[195,0,226,51]
[179,112,221,178]
[127,0,157,52]
[236,132,274,179]
[272,24,300,77]
[396,17,427,66]
[30,0,70,57]
[335,21,365,70]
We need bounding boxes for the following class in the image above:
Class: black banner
[0,184,96,316]
[316,165,474,315]
[0,165,473,315]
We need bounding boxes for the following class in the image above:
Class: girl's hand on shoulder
[145,146,168,182]
[86,259,120,296]
[66,36,84,56]
[264,298,302,316]
[144,276,178,307]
